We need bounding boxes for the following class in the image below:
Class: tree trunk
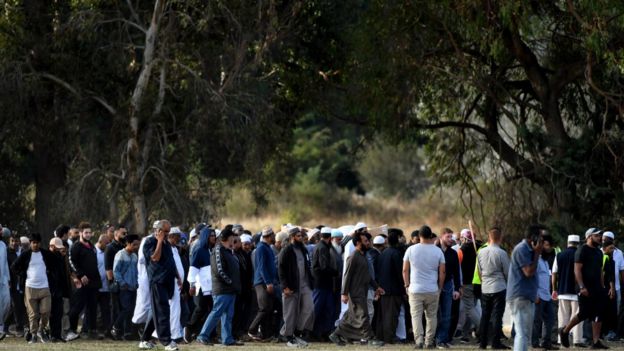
[34,141,66,241]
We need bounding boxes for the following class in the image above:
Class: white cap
[320,227,332,234]
[585,227,601,238]
[240,234,252,244]
[189,228,198,239]
[169,226,182,235]
[20,236,29,244]
[309,228,321,236]
[567,235,580,243]
[49,237,64,249]
[353,222,367,232]
[603,231,615,240]
[373,236,385,245]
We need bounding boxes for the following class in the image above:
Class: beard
[332,242,342,255]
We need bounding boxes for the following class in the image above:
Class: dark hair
[55,225,70,238]
[419,225,434,239]
[10,233,19,240]
[363,232,372,240]
[388,228,403,237]
[352,232,363,246]
[220,228,236,241]
[125,234,140,244]
[29,233,42,243]
[525,224,542,240]
[442,227,453,234]
[542,234,554,246]
[78,221,91,231]
[410,230,420,238]
[388,230,399,246]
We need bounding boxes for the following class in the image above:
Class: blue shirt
[253,241,277,286]
[143,236,177,285]
[536,257,551,301]
[113,249,139,290]
[506,240,538,301]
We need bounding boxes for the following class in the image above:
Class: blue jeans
[197,294,236,345]
[436,280,453,344]
[509,297,535,351]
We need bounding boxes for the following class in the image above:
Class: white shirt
[613,248,624,291]
[97,246,108,292]
[403,243,445,294]
[26,252,49,289]
[188,266,212,295]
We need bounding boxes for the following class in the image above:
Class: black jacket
[460,242,477,284]
[50,252,72,298]
[69,241,102,289]
[211,244,241,295]
[235,249,253,296]
[376,246,405,296]
[278,242,313,292]
[312,240,338,290]
[7,248,21,293]
[10,249,59,295]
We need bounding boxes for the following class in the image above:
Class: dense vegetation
[1,1,623,241]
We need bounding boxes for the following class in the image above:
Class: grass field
[3,337,624,351]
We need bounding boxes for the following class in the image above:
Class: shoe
[164,341,179,351]
[65,331,80,341]
[0,332,5,341]
[559,328,570,348]
[574,343,589,348]
[183,327,192,344]
[196,337,213,346]
[248,332,262,341]
[25,331,32,342]
[138,340,156,349]
[329,332,346,346]
[541,345,559,350]
[37,331,48,343]
[437,342,450,349]
[414,343,424,349]
[368,339,385,347]
[29,335,38,344]
[295,336,309,347]
[286,337,301,347]
[460,337,470,344]
[590,341,609,349]
[425,344,436,349]
[225,341,245,346]
[492,344,511,349]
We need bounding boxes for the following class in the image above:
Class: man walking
[458,229,481,343]
[330,231,384,347]
[185,226,214,342]
[375,229,405,344]
[552,235,584,347]
[105,225,127,331]
[248,226,278,341]
[559,228,609,349]
[436,228,462,348]
[140,219,180,351]
[48,237,70,342]
[476,227,510,349]
[506,225,543,351]
[403,225,446,348]
[278,226,315,347]
[112,234,140,340]
[311,226,339,340]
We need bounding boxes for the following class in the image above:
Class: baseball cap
[603,231,615,240]
[49,237,64,249]
[585,227,601,238]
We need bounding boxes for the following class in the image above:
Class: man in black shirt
[104,225,127,333]
[436,229,462,348]
[560,228,608,349]
[375,229,405,343]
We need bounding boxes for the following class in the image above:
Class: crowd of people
[0,220,623,351]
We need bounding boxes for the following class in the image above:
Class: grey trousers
[461,284,482,337]
[280,285,314,337]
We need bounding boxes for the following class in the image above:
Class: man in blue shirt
[248,226,278,341]
[139,219,181,351]
[506,225,543,351]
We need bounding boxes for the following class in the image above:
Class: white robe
[132,236,152,324]
[0,241,10,330]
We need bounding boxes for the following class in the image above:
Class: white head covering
[240,234,252,244]
[354,222,367,232]
[373,236,385,245]
[567,235,580,243]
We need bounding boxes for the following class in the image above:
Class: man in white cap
[248,226,278,341]
[553,234,584,347]
[559,228,607,349]
[602,231,623,341]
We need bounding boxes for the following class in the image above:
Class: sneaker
[590,341,609,349]
[295,336,309,347]
[138,340,156,349]
[164,341,179,351]
[414,343,424,349]
[196,337,213,346]
[460,337,470,344]
[329,332,346,346]
[437,342,450,349]
[559,328,570,348]
[0,332,5,341]
[183,327,192,344]
[37,331,48,343]
[368,339,385,347]
[65,331,80,341]
[248,332,262,341]
[29,334,38,344]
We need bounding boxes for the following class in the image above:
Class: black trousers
[49,295,64,338]
[376,295,403,343]
[186,290,213,336]
[233,291,252,337]
[111,291,120,329]
[449,297,460,339]
[478,290,506,347]
[96,291,112,333]
[8,289,26,333]
[248,284,275,338]
[141,282,172,345]
[69,286,98,333]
